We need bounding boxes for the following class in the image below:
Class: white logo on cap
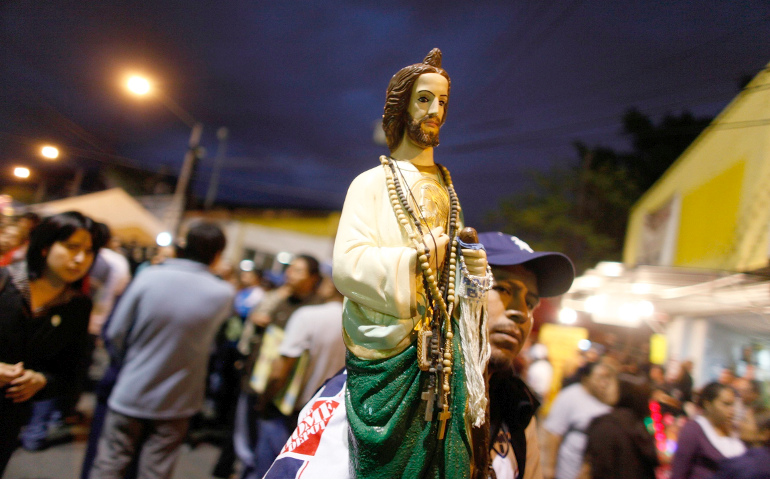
[511,236,534,253]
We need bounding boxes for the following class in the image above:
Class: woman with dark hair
[671,381,747,478]
[585,377,659,478]
[717,409,770,478]
[0,211,106,474]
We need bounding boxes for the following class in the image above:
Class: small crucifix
[437,404,451,439]
[422,385,436,421]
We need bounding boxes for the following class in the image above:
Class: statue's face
[405,73,448,148]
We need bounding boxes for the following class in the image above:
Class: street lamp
[126,75,151,96]
[13,167,30,179]
[36,144,81,197]
[124,74,203,237]
[41,146,59,160]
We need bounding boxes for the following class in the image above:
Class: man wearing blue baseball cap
[264,231,575,479]
[478,232,575,478]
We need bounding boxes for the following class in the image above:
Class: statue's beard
[406,114,441,149]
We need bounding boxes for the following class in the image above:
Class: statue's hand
[461,248,487,277]
[424,226,449,270]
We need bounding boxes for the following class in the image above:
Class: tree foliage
[489,108,712,274]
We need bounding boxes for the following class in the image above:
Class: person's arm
[523,417,543,479]
[541,390,571,479]
[543,430,562,479]
[652,388,681,409]
[258,304,312,411]
[247,287,290,327]
[104,279,143,361]
[258,355,299,411]
[670,421,699,479]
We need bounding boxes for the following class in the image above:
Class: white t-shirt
[543,383,611,479]
[279,300,346,408]
[89,248,131,335]
[491,418,543,479]
[527,359,554,401]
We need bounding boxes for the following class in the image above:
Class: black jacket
[586,407,659,478]
[489,374,540,478]
[0,265,92,407]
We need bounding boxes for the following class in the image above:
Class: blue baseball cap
[478,231,575,297]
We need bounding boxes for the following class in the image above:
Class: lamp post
[125,75,203,238]
[13,167,30,179]
[32,144,74,201]
[41,146,59,160]
[204,127,228,210]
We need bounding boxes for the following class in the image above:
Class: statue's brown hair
[382,48,451,152]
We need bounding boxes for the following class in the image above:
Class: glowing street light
[123,72,203,238]
[13,167,30,179]
[126,75,151,96]
[41,145,59,159]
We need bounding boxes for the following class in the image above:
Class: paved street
[2,394,225,479]
[4,440,221,479]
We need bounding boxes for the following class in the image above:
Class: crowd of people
[526,340,769,478]
[0,211,350,478]
[1,52,769,479]
[1,207,770,479]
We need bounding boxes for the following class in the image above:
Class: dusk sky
[2,1,769,225]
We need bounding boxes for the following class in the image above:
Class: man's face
[0,225,21,252]
[735,379,759,405]
[285,258,317,295]
[239,270,259,288]
[405,73,448,149]
[487,264,540,373]
[705,387,736,432]
[584,364,619,405]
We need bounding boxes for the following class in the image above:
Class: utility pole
[204,127,229,210]
[163,122,203,237]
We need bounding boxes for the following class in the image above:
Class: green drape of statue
[345,321,471,479]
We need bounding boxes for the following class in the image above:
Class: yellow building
[563,62,770,386]
[624,62,770,272]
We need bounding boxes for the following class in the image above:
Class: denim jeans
[253,416,292,478]
[20,398,62,451]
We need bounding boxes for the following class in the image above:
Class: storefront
[561,261,770,387]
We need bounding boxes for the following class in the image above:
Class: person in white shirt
[543,359,619,478]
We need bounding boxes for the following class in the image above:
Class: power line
[0,131,165,172]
